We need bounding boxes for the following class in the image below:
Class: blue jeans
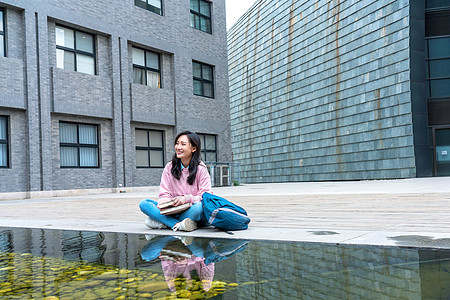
[140,235,208,262]
[139,199,205,229]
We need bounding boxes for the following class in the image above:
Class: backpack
[201,192,250,231]
[204,239,249,265]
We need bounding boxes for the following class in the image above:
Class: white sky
[225,0,258,30]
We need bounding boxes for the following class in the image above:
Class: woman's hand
[172,196,186,206]
[157,198,172,208]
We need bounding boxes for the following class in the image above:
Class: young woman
[139,131,212,232]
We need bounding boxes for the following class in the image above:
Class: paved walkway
[1,177,450,249]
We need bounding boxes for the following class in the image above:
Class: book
[158,200,177,209]
[159,200,191,215]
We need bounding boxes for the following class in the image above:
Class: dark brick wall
[0,0,230,193]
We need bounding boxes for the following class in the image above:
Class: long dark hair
[171,131,202,185]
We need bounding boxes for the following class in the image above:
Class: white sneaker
[174,235,194,246]
[145,218,168,229]
[172,218,197,232]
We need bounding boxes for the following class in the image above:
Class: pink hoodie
[161,256,215,292]
[158,161,212,204]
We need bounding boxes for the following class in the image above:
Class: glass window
[135,129,164,168]
[149,130,163,147]
[56,26,74,48]
[197,133,217,162]
[59,122,99,168]
[135,129,148,147]
[427,37,450,99]
[429,59,450,77]
[135,0,162,15]
[428,38,450,59]
[75,31,94,53]
[429,79,450,98]
[55,25,95,75]
[193,61,214,98]
[132,47,161,88]
[199,1,211,17]
[132,47,145,66]
[0,9,5,57]
[426,0,450,9]
[435,128,450,176]
[145,51,159,70]
[57,49,75,71]
[76,54,95,75]
[136,149,149,167]
[190,0,212,34]
[0,116,9,168]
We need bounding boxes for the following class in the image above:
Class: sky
[225,0,258,30]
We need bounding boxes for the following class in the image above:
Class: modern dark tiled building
[0,0,231,194]
[228,0,450,183]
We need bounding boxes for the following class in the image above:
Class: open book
[159,200,192,215]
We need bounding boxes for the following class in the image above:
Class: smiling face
[175,135,197,165]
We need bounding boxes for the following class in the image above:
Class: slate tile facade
[228,0,432,182]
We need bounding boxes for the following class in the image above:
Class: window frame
[0,8,5,57]
[135,0,163,15]
[197,133,217,162]
[55,25,97,75]
[430,126,450,176]
[59,121,100,168]
[0,115,9,168]
[190,0,212,34]
[193,61,214,98]
[135,129,165,168]
[426,35,450,100]
[132,46,162,88]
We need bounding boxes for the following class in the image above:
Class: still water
[1,227,450,299]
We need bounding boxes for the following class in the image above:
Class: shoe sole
[182,219,197,232]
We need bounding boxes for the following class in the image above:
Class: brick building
[0,0,231,194]
[228,0,450,183]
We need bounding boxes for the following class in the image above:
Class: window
[190,0,211,33]
[426,0,450,9]
[132,47,161,88]
[135,129,164,168]
[193,61,214,98]
[135,0,162,15]
[198,133,217,162]
[56,25,95,75]
[0,116,9,168]
[59,122,99,168]
[434,128,450,176]
[0,8,5,57]
[426,37,450,99]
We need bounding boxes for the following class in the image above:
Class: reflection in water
[0,228,246,299]
[61,231,106,263]
[141,235,248,292]
[0,227,450,299]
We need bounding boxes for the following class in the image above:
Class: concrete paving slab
[1,177,450,249]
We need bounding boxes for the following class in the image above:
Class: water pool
[0,227,449,299]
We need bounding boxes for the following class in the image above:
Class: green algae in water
[0,251,238,299]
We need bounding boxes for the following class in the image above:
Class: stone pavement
[1,177,450,249]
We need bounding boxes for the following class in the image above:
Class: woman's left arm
[184,165,212,203]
